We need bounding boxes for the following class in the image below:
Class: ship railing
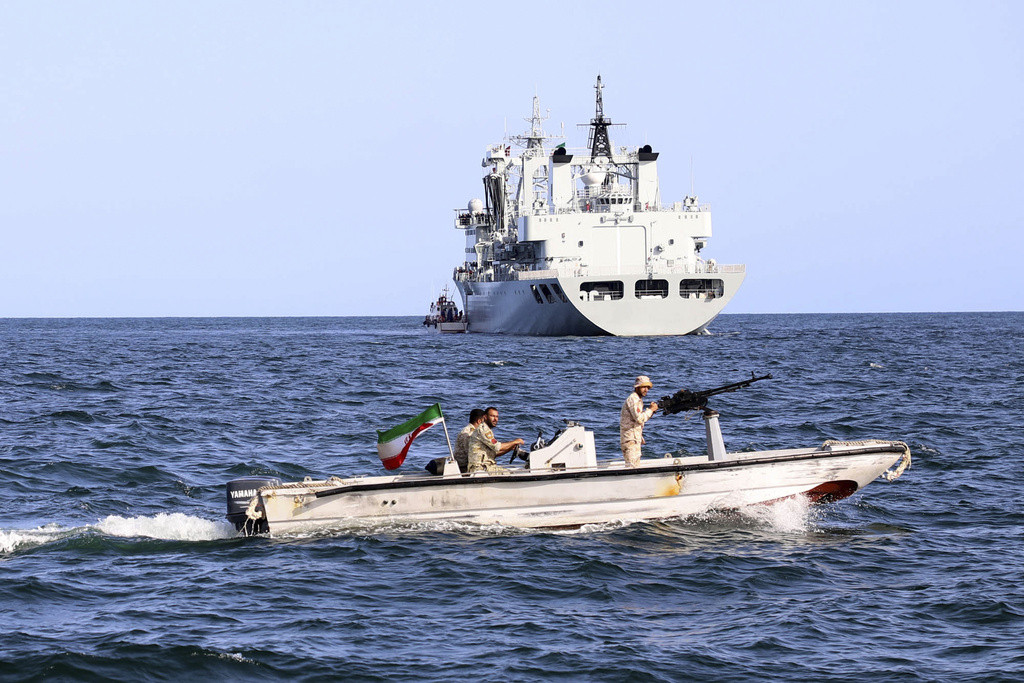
[453,263,744,283]
[523,263,745,278]
[453,209,495,229]
[518,269,559,281]
[558,195,712,214]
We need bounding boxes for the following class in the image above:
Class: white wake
[1,513,237,554]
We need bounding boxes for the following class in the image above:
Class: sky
[1,1,1021,317]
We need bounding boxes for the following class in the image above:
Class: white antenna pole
[690,155,695,195]
[440,416,456,462]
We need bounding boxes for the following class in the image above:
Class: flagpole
[440,416,456,462]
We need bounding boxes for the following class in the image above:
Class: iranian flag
[376,403,444,470]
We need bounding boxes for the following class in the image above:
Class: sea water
[1,313,1022,681]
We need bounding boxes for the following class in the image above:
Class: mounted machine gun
[658,372,772,415]
[656,372,772,461]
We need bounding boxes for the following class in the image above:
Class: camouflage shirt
[468,422,501,469]
[620,391,654,444]
[453,423,476,471]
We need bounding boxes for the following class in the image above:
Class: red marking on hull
[758,480,860,507]
[804,480,859,504]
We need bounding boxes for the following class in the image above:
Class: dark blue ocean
[1,313,1022,681]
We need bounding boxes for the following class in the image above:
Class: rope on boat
[245,477,349,520]
[821,439,912,481]
[268,476,347,491]
[244,495,263,521]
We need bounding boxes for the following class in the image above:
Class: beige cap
[634,375,653,389]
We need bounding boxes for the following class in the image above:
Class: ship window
[635,279,669,299]
[668,239,675,245]
[578,241,584,247]
[679,279,725,299]
[580,281,624,301]
[538,284,556,304]
[530,285,544,304]
[550,282,569,303]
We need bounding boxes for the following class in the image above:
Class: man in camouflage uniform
[468,406,524,474]
[620,375,658,467]
[453,408,485,473]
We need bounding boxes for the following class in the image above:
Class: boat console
[525,424,597,470]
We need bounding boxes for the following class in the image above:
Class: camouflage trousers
[468,454,510,475]
[621,439,642,467]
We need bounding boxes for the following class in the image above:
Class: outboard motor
[225,477,281,535]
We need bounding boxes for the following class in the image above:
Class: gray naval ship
[452,76,745,336]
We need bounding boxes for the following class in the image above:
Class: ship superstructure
[452,76,745,336]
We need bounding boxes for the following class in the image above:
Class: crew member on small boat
[454,408,485,473]
[468,406,524,474]
[620,375,659,467]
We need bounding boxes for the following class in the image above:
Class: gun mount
[658,372,772,415]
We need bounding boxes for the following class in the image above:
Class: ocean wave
[0,524,71,554]
[45,409,100,424]
[1,645,270,681]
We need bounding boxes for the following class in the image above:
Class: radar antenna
[511,95,560,153]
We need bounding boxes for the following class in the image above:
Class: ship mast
[517,95,549,152]
[511,95,563,216]
[587,75,613,160]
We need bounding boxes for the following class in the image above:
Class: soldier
[453,408,486,473]
[620,375,658,467]
[468,406,524,474]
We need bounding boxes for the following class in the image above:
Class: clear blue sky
[2,1,1021,316]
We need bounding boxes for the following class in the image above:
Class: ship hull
[456,269,745,336]
[253,443,906,533]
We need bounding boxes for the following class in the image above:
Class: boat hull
[254,443,906,533]
[456,269,745,336]
[423,321,468,333]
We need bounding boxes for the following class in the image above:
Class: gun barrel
[701,371,773,398]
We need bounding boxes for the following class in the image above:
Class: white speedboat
[225,381,910,535]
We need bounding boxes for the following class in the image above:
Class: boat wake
[95,513,237,541]
[1,496,822,554]
[0,525,69,554]
[738,494,816,533]
[1,513,237,555]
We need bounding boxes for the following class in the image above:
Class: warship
[451,76,745,335]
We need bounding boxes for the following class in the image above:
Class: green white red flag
[376,403,444,470]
